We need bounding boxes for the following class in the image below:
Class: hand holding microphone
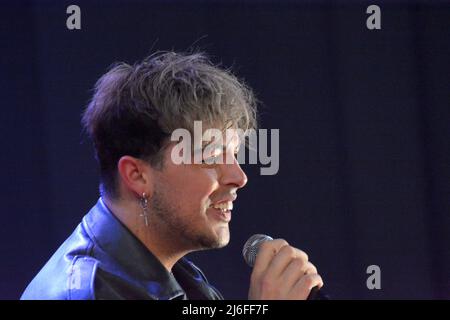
[243,234,327,300]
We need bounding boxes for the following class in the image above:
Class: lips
[209,206,232,223]
[210,201,233,211]
[210,193,237,208]
[209,195,236,223]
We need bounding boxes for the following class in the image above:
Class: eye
[201,147,223,165]
[202,153,222,165]
[200,146,240,166]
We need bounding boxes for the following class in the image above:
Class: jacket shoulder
[21,219,101,300]
[66,256,99,300]
[21,254,99,300]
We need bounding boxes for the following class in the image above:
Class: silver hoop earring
[139,192,149,226]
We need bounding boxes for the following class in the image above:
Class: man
[21,51,323,300]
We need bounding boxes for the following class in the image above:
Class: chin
[213,228,230,248]
[215,236,230,248]
[197,227,230,249]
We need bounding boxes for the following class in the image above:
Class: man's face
[149,128,248,251]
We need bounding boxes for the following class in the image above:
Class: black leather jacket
[21,198,223,300]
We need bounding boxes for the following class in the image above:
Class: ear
[117,156,154,198]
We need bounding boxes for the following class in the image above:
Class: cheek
[185,168,219,207]
[188,169,219,204]
[167,166,220,207]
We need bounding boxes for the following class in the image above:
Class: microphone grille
[242,234,273,267]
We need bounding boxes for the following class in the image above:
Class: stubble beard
[149,188,229,251]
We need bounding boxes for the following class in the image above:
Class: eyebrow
[193,127,241,155]
[212,143,240,153]
[194,141,240,157]
[200,122,234,147]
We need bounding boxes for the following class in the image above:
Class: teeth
[211,201,233,211]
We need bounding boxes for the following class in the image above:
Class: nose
[219,158,248,189]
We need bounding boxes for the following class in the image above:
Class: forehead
[201,127,242,150]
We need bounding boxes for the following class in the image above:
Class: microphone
[242,234,329,300]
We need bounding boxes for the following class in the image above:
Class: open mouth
[209,201,233,222]
[210,201,233,212]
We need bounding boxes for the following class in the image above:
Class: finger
[280,257,308,288]
[265,246,309,278]
[251,239,289,281]
[281,260,317,288]
[304,261,318,275]
[291,274,324,300]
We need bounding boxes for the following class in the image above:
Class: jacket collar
[83,197,186,300]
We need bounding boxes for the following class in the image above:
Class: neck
[102,195,188,272]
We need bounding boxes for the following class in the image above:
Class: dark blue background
[1,0,449,299]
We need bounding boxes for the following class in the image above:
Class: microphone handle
[307,286,329,300]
